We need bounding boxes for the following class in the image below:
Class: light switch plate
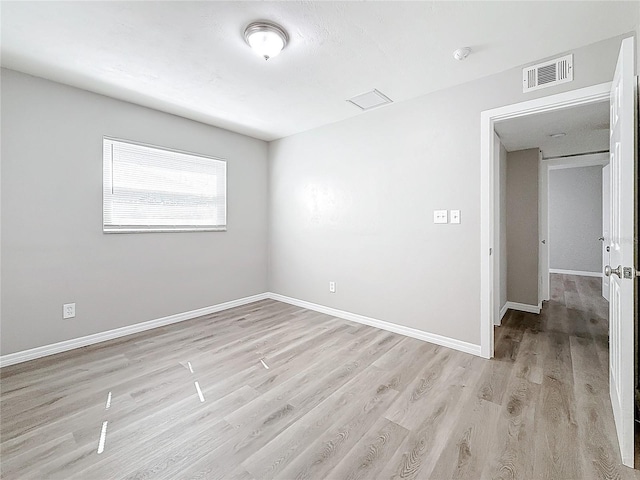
[450,210,461,224]
[434,210,448,224]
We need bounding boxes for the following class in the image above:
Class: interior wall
[506,149,540,306]
[1,32,634,356]
[269,34,631,346]
[549,165,603,273]
[1,68,269,355]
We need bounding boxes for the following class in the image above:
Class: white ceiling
[1,1,637,141]
[495,101,609,158]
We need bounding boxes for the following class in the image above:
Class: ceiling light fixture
[550,132,567,138]
[453,47,471,61]
[244,21,289,61]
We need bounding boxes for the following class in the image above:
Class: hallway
[494,272,632,478]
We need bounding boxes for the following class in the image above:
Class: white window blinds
[103,137,226,233]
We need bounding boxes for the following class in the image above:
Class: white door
[602,164,610,301]
[606,36,636,468]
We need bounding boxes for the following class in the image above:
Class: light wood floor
[1,274,637,479]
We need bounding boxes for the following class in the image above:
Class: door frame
[540,151,610,278]
[480,82,611,358]
[539,148,547,306]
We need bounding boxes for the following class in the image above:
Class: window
[103,137,226,233]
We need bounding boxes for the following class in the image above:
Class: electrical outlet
[63,303,76,319]
[450,210,461,224]
[329,281,336,293]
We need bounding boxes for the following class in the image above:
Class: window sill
[103,227,227,234]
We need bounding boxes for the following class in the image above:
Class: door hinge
[489,248,492,255]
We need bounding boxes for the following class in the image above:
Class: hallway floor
[494,272,635,479]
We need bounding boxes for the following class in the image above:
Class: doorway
[492,100,610,349]
[481,37,637,468]
[481,79,633,465]
[479,82,611,358]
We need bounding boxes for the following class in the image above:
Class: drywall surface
[499,141,508,311]
[506,149,540,306]
[549,166,603,273]
[1,69,268,355]
[269,34,630,344]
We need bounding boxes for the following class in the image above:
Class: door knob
[605,265,622,277]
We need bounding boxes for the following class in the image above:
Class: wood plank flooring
[1,274,638,479]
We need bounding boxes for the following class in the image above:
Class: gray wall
[499,140,508,312]
[506,149,540,306]
[1,32,634,355]
[1,69,269,355]
[268,34,631,345]
[549,166,603,273]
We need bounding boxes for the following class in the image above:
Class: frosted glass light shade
[244,22,289,60]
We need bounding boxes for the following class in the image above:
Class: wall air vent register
[523,54,573,93]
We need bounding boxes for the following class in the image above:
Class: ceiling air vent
[522,54,573,93]
[347,89,393,111]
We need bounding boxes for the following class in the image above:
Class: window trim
[103,136,227,234]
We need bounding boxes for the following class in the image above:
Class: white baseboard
[1,291,484,367]
[504,301,542,315]
[0,293,270,368]
[549,268,603,278]
[267,293,482,357]
[495,303,509,326]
